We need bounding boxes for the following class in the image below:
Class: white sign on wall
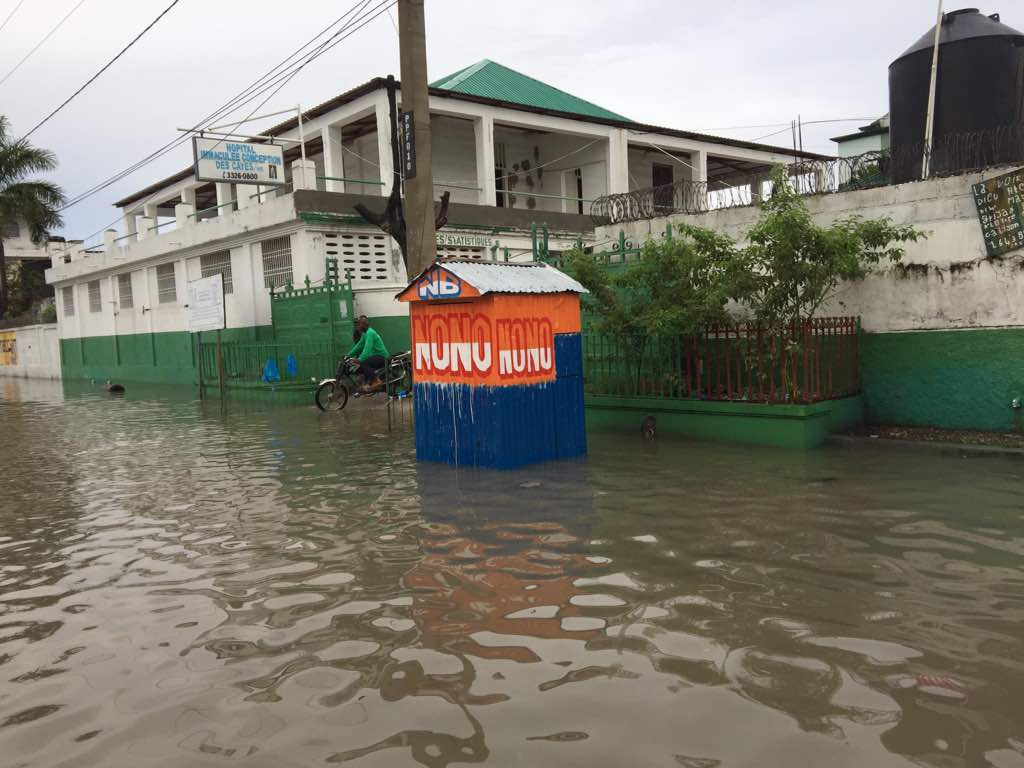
[186,274,225,333]
[192,137,285,186]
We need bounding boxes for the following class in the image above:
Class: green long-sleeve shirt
[347,327,389,361]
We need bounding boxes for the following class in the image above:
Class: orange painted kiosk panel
[398,261,587,468]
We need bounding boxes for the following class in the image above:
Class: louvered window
[62,286,74,316]
[260,235,293,289]
[118,273,133,309]
[200,251,233,294]
[88,280,102,313]
[156,263,176,303]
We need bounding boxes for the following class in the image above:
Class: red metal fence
[584,317,860,404]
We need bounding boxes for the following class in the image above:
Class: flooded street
[1,379,1023,768]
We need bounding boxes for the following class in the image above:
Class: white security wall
[601,168,1024,333]
[0,324,61,379]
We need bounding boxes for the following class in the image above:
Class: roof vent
[989,12,1000,21]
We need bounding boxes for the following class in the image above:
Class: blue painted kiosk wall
[398,261,587,469]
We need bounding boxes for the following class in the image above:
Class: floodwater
[1,380,1023,768]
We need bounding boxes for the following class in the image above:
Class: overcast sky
[0,0,974,240]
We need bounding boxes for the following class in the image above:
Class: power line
[696,117,879,133]
[0,0,88,89]
[64,0,375,209]
[0,0,27,35]
[62,0,385,212]
[22,0,181,140]
[751,126,793,142]
[69,0,394,237]
[209,0,389,154]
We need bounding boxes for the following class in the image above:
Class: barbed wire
[592,125,1024,225]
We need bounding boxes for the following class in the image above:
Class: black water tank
[888,8,1024,181]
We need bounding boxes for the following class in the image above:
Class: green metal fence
[200,339,346,386]
[584,319,861,404]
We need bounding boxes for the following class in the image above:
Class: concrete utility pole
[397,0,437,277]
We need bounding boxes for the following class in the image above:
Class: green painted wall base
[585,394,865,449]
[60,326,275,385]
[862,328,1024,432]
[57,315,410,389]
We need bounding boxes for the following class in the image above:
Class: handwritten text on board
[972,168,1024,258]
[187,274,225,333]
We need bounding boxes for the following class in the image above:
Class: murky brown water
[2,378,1023,767]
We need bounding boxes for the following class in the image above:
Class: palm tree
[0,116,65,319]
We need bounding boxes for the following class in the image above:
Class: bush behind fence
[584,317,860,404]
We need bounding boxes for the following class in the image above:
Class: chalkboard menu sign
[972,168,1024,258]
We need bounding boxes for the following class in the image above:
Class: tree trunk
[0,238,7,320]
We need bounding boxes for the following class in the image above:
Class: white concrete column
[137,216,154,240]
[175,203,193,229]
[607,128,630,194]
[103,229,117,254]
[140,266,154,329]
[215,183,233,215]
[291,159,316,190]
[306,230,326,285]
[690,149,708,185]
[174,259,187,306]
[143,202,159,219]
[121,211,138,241]
[559,171,569,214]
[322,125,345,192]
[473,115,496,206]
[375,96,395,197]
[236,184,258,209]
[181,186,197,207]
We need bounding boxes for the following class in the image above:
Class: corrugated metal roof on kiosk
[401,260,588,298]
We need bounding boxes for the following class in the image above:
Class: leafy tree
[0,116,65,319]
[5,260,49,319]
[744,166,922,330]
[564,225,748,394]
[565,223,746,337]
[563,166,923,401]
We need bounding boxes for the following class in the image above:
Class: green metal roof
[430,60,630,122]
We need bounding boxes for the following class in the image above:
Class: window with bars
[200,251,233,294]
[88,280,102,313]
[260,235,293,289]
[118,273,134,309]
[62,286,74,316]
[156,263,177,304]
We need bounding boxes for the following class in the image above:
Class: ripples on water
[1,378,1023,767]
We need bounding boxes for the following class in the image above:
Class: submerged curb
[826,434,1024,459]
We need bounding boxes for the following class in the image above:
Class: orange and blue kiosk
[397,259,588,468]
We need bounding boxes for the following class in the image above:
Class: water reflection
[0,378,1022,767]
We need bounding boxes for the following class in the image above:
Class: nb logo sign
[417,267,462,300]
